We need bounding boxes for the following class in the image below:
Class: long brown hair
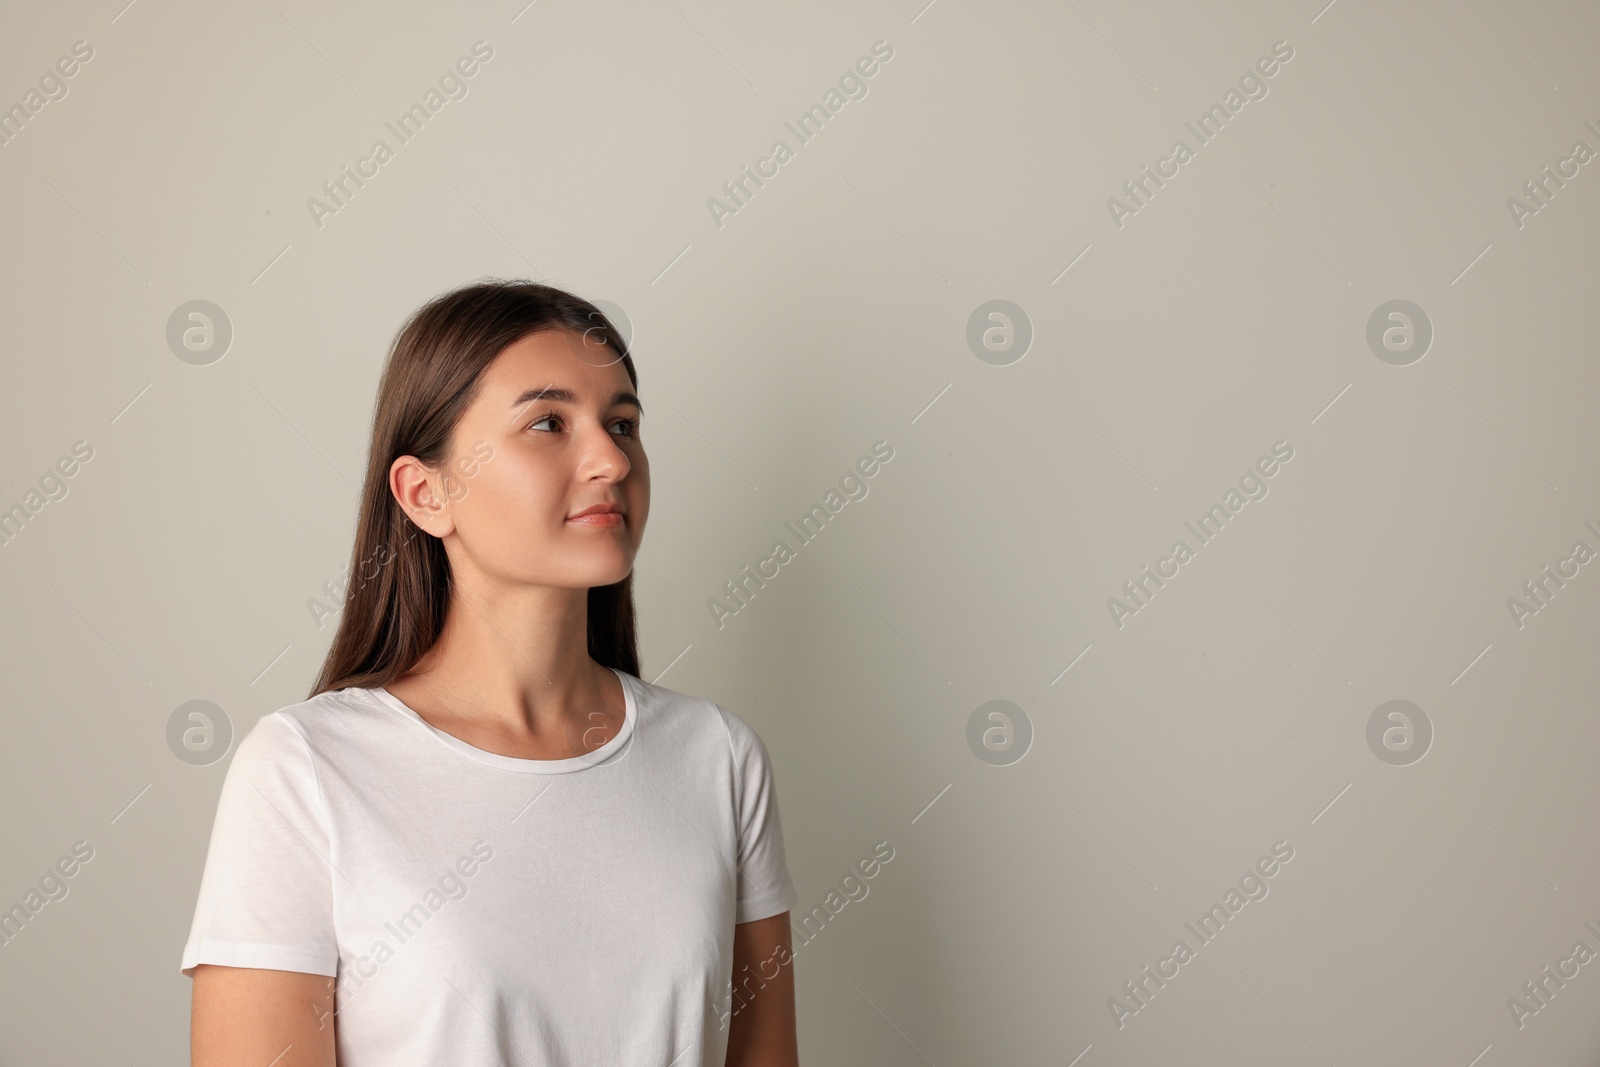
[307,278,641,698]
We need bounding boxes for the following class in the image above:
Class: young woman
[182,280,801,1066]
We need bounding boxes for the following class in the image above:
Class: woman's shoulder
[623,670,773,759]
[232,686,392,765]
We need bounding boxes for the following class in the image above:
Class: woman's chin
[572,552,635,588]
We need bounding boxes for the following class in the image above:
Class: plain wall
[1,0,1598,1063]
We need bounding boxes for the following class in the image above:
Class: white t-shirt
[181,666,800,1066]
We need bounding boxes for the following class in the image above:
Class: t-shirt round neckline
[368,666,637,774]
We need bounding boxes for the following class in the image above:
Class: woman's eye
[527,414,638,436]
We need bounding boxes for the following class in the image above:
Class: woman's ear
[389,455,454,538]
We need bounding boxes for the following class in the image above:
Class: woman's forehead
[474,333,636,418]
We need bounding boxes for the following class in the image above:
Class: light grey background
[2,0,1598,1063]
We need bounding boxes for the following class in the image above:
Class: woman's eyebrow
[510,386,644,415]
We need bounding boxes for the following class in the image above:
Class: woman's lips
[567,512,623,527]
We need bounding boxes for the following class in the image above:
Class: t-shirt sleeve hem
[736,882,800,925]
[181,939,338,979]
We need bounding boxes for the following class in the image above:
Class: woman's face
[398,327,649,591]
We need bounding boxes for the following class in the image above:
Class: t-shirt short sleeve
[717,705,801,925]
[180,711,339,978]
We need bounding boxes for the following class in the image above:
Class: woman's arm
[725,912,799,1067]
[191,964,338,1067]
